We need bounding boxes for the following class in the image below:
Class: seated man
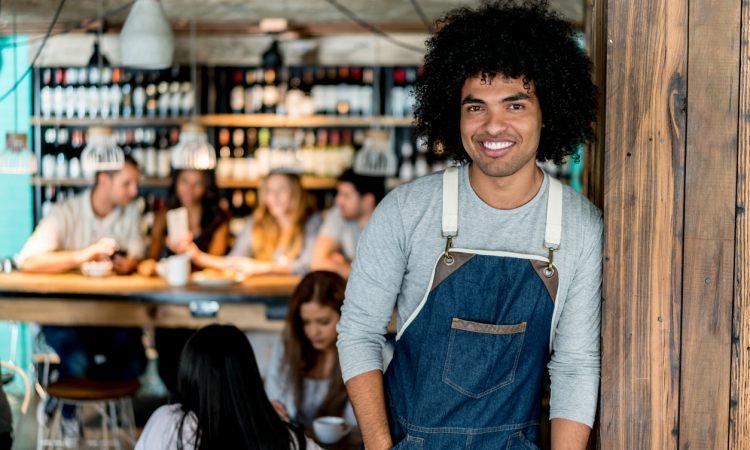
[311,169,384,279]
[15,155,147,438]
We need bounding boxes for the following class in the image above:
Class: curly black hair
[414,0,597,165]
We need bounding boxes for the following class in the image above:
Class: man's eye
[510,103,525,110]
[466,105,482,112]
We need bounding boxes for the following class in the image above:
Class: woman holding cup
[265,271,357,432]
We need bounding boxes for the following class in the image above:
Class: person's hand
[330,252,348,266]
[75,238,118,265]
[226,257,272,277]
[137,259,157,277]
[166,233,195,256]
[112,255,138,275]
[270,400,290,422]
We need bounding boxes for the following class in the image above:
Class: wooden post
[598,0,746,448]
[729,0,750,448]
[599,0,686,448]
[678,0,741,448]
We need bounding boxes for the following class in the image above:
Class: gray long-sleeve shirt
[337,164,603,427]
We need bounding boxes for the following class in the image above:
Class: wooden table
[0,272,300,330]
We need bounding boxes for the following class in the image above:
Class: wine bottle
[230,69,245,114]
[40,68,52,118]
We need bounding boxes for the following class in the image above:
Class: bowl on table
[80,260,113,278]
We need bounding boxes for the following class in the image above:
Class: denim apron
[384,167,562,449]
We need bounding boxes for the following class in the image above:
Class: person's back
[136,325,323,450]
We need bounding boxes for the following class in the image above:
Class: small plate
[192,272,241,287]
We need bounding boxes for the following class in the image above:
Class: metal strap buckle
[543,241,560,278]
[443,237,455,266]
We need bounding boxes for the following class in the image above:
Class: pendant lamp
[0,8,37,175]
[0,133,36,175]
[120,0,174,69]
[171,124,217,170]
[81,127,125,177]
[171,18,216,170]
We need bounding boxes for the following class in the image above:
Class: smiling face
[262,173,295,220]
[459,74,543,182]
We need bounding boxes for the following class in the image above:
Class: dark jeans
[0,432,11,450]
[154,328,195,397]
[42,326,147,418]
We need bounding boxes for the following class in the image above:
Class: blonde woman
[180,172,321,277]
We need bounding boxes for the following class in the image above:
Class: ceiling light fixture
[170,18,216,170]
[0,6,36,175]
[81,0,124,177]
[120,0,174,69]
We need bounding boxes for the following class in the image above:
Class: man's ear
[363,193,377,211]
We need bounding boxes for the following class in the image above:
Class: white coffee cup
[313,416,350,444]
[157,254,190,287]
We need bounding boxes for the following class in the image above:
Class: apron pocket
[442,318,526,398]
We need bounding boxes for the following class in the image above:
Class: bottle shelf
[30,117,192,127]
[198,114,414,128]
[30,115,414,128]
[32,176,337,190]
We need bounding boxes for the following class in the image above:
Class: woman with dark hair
[137,168,230,395]
[138,168,229,275]
[265,271,357,428]
[136,324,322,450]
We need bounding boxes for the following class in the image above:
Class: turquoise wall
[0,35,34,393]
[0,35,33,258]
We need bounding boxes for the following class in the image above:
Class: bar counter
[0,272,299,330]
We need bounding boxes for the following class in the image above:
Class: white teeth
[482,141,513,150]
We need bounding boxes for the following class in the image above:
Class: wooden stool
[37,377,139,450]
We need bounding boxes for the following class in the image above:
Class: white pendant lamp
[171,18,216,171]
[0,133,37,175]
[120,0,174,69]
[171,123,217,170]
[0,8,37,175]
[81,127,125,177]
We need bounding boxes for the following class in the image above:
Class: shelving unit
[30,115,414,129]
[31,176,337,190]
[198,114,414,128]
[30,117,191,127]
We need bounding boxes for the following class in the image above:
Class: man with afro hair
[337,1,602,449]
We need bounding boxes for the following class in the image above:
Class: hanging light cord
[191,16,199,120]
[0,0,67,104]
[409,0,433,32]
[97,0,104,114]
[12,2,19,133]
[321,0,424,54]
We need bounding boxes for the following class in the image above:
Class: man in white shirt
[17,155,144,273]
[17,155,147,434]
[311,169,385,279]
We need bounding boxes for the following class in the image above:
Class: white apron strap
[442,167,459,238]
[544,178,563,250]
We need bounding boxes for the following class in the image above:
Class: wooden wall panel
[599,0,686,448]
[583,0,606,211]
[678,0,741,448]
[729,0,750,447]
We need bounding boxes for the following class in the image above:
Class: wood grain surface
[678,1,741,449]
[729,0,750,447]
[599,0,687,448]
